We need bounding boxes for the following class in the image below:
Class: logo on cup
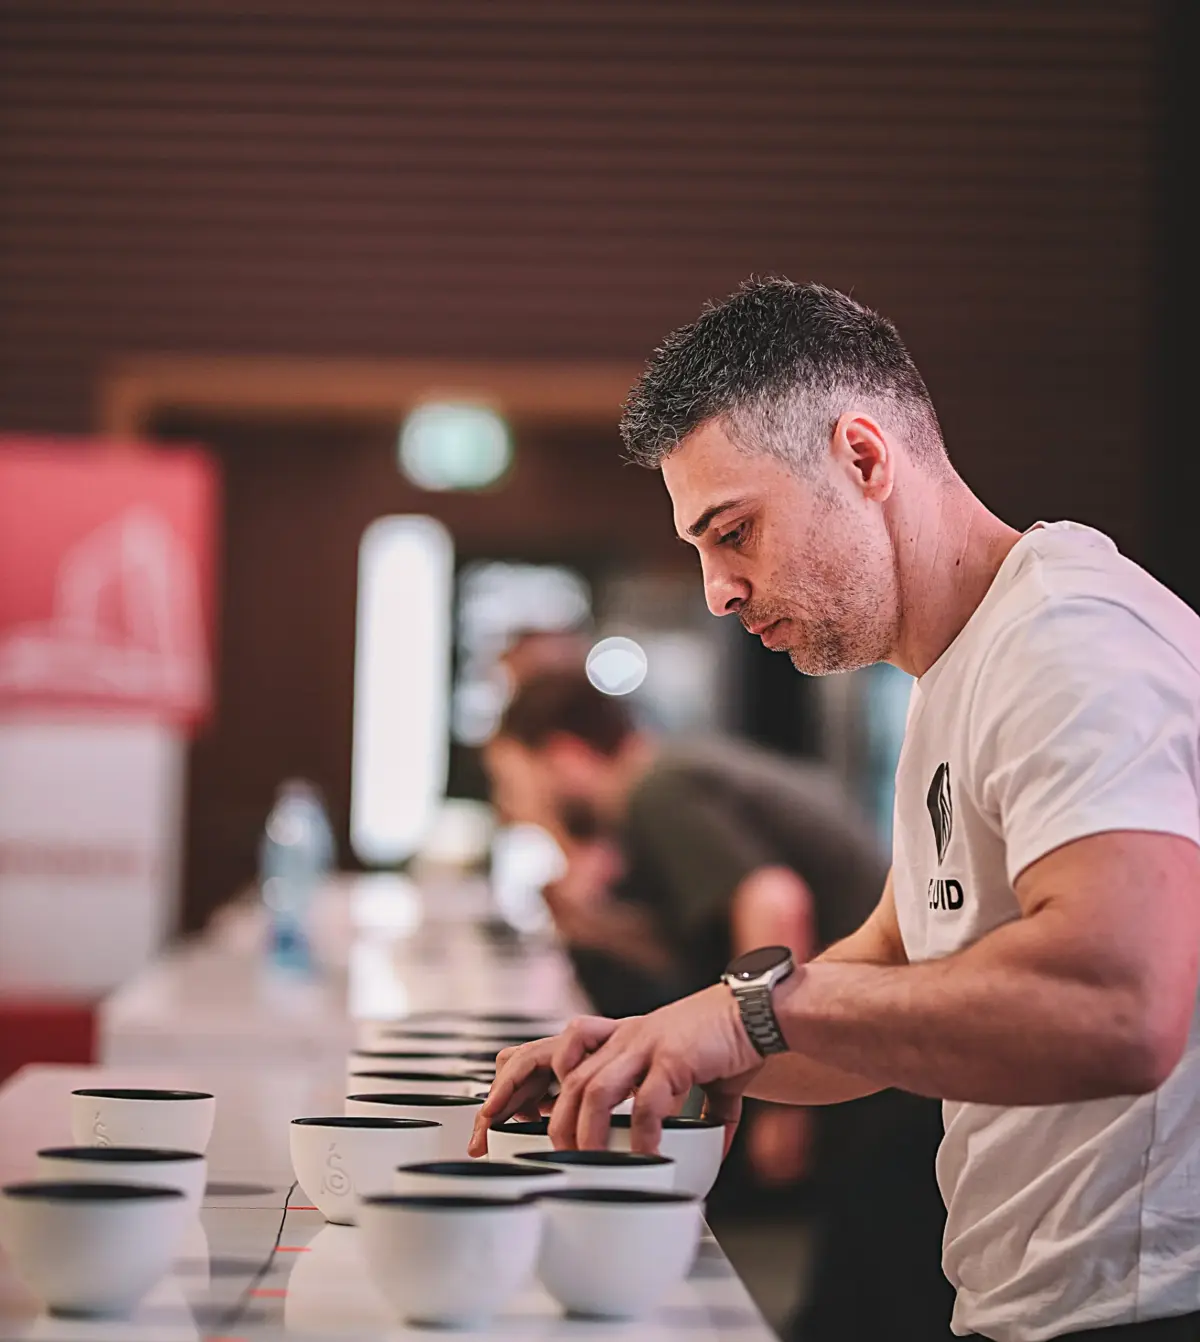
[320,1143,352,1198]
[91,1112,111,1147]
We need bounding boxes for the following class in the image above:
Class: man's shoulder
[970,526,1200,685]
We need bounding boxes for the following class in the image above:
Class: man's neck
[889,479,1024,678]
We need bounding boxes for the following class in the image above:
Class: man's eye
[718,523,747,548]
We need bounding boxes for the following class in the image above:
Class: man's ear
[832,413,894,503]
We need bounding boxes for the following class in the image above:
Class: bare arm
[772,831,1200,1104]
[745,871,904,1105]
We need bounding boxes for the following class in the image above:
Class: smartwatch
[721,945,795,1057]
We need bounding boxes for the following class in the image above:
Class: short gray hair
[620,278,947,474]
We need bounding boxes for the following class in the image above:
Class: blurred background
[0,0,1191,1328]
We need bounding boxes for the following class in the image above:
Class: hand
[550,838,625,910]
[467,1015,622,1156]
[541,894,676,978]
[548,985,763,1158]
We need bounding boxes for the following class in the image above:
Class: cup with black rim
[406,1013,565,1040]
[486,1117,555,1162]
[536,1187,703,1319]
[605,1115,726,1197]
[393,1159,566,1199]
[345,1070,483,1099]
[70,1088,215,1153]
[359,1192,542,1328]
[347,1049,502,1079]
[290,1116,442,1225]
[377,1030,544,1053]
[35,1146,207,1217]
[516,1149,675,1192]
[345,1093,485,1159]
[0,1181,189,1318]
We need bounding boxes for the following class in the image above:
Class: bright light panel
[351,516,453,865]
[398,402,513,492]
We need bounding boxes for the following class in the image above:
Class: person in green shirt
[485,666,887,1189]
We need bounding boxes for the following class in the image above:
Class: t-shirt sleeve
[969,596,1200,886]
[626,768,778,931]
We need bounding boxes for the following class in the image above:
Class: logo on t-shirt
[926,761,953,863]
[926,761,964,912]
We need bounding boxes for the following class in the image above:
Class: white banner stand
[0,715,186,995]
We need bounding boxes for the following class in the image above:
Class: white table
[0,1064,776,1341]
[100,874,589,1067]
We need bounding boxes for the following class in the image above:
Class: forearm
[745,1051,881,1105]
[743,920,890,1105]
[774,910,1165,1105]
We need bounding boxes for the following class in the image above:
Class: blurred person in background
[479,279,1200,1342]
[484,667,889,1195]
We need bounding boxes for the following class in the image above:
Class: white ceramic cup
[393,1011,563,1035]
[359,1193,542,1327]
[346,1071,483,1099]
[393,1159,567,1199]
[347,1051,499,1085]
[289,1116,442,1225]
[373,1032,538,1056]
[35,1147,208,1218]
[486,1118,555,1162]
[70,1088,215,1154]
[517,1149,675,1192]
[537,1188,703,1319]
[345,1093,485,1160]
[0,1181,189,1318]
[606,1115,726,1197]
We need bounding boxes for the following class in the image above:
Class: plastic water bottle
[259,780,335,975]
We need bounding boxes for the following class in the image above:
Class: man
[487,668,885,1006]
[473,280,1200,1342]
[485,667,887,1188]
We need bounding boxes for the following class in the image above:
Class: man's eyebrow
[684,499,747,539]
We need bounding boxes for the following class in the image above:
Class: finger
[546,1019,637,1148]
[574,1053,649,1151]
[466,1122,488,1158]
[470,1040,556,1154]
[479,1041,554,1119]
[628,1064,688,1156]
[469,1066,550,1155]
[550,1016,620,1082]
[547,1046,610,1149]
[701,1085,745,1157]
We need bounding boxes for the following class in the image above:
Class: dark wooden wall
[0,1,1164,924]
[2,0,1158,545]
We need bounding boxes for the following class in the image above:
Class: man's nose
[700,556,747,618]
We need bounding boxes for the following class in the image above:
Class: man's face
[484,736,607,840]
[662,421,900,675]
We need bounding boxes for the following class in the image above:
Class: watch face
[728,945,791,981]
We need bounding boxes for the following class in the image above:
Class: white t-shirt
[892,521,1200,1342]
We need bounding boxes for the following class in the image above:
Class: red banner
[0,438,219,729]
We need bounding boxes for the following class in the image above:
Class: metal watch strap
[732,983,788,1056]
